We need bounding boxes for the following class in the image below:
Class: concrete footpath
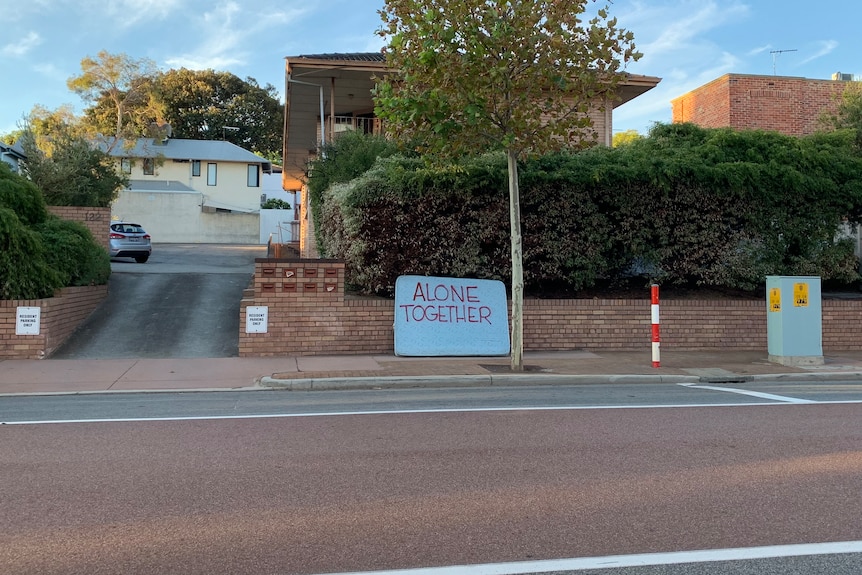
[2,350,862,396]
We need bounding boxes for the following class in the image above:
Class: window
[121,158,131,174]
[143,158,155,175]
[192,160,201,177]
[247,164,259,187]
[207,163,217,186]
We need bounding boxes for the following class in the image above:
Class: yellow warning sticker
[769,288,781,312]
[794,283,809,307]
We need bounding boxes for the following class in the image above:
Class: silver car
[109,222,152,263]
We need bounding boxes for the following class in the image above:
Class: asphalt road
[1,386,861,575]
[51,243,266,359]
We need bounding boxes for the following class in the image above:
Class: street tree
[374,0,641,370]
[67,51,160,147]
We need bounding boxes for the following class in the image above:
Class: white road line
[323,540,862,575]
[680,383,817,403]
[4,399,862,426]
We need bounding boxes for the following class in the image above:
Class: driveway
[51,244,266,359]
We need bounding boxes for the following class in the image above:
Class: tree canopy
[81,64,284,161]
[374,0,641,369]
[67,51,160,145]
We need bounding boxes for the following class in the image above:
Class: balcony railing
[329,115,383,138]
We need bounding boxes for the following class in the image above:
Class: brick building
[671,73,852,136]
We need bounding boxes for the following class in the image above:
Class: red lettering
[412,283,427,301]
[466,286,479,302]
[480,306,492,324]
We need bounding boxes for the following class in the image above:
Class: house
[671,73,852,136]
[282,52,662,257]
[106,137,272,244]
[0,140,26,173]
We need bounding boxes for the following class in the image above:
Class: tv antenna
[770,49,797,75]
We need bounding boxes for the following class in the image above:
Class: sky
[1,0,860,138]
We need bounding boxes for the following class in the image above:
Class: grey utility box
[766,275,823,366]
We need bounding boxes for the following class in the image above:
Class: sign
[245,306,268,333]
[794,282,809,307]
[769,288,781,312]
[16,306,41,335]
[394,275,509,356]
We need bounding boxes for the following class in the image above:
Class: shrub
[0,161,48,225]
[36,217,111,287]
[0,207,63,299]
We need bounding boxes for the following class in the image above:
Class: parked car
[109,222,152,263]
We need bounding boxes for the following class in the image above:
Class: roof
[292,52,385,62]
[127,179,197,193]
[103,138,270,165]
[0,140,26,159]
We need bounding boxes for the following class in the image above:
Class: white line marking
[323,540,862,574]
[3,399,862,425]
[680,383,816,403]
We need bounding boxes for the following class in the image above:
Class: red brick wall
[47,206,111,250]
[240,260,862,356]
[671,74,846,136]
[0,285,108,359]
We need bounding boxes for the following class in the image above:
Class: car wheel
[135,255,149,263]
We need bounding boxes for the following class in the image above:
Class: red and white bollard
[651,284,660,368]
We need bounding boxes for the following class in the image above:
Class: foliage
[0,154,110,299]
[315,124,862,297]
[19,116,128,208]
[0,161,48,225]
[0,207,63,299]
[261,198,292,209]
[307,130,402,254]
[36,218,111,287]
[375,0,641,158]
[67,51,160,146]
[83,68,284,160]
[612,129,643,147]
[819,81,862,152]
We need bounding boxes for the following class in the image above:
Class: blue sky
[1,0,859,137]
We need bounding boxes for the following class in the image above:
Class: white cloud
[799,40,838,65]
[165,1,307,71]
[2,31,42,57]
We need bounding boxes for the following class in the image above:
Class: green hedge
[313,124,862,296]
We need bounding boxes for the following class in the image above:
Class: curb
[259,373,702,391]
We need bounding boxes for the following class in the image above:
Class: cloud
[800,40,838,65]
[2,31,42,57]
[164,1,308,71]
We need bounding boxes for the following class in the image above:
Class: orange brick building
[671,73,851,136]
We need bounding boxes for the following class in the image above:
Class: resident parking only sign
[16,306,41,335]
[394,275,509,356]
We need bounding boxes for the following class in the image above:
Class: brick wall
[47,206,111,250]
[671,74,846,137]
[239,260,862,356]
[0,285,108,359]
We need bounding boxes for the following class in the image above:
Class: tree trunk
[507,148,524,371]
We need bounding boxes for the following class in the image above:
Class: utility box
[766,276,823,366]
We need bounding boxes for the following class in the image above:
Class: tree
[81,68,284,161]
[374,0,640,370]
[820,81,862,151]
[155,69,283,160]
[67,51,160,147]
[613,129,643,147]
[19,109,127,208]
